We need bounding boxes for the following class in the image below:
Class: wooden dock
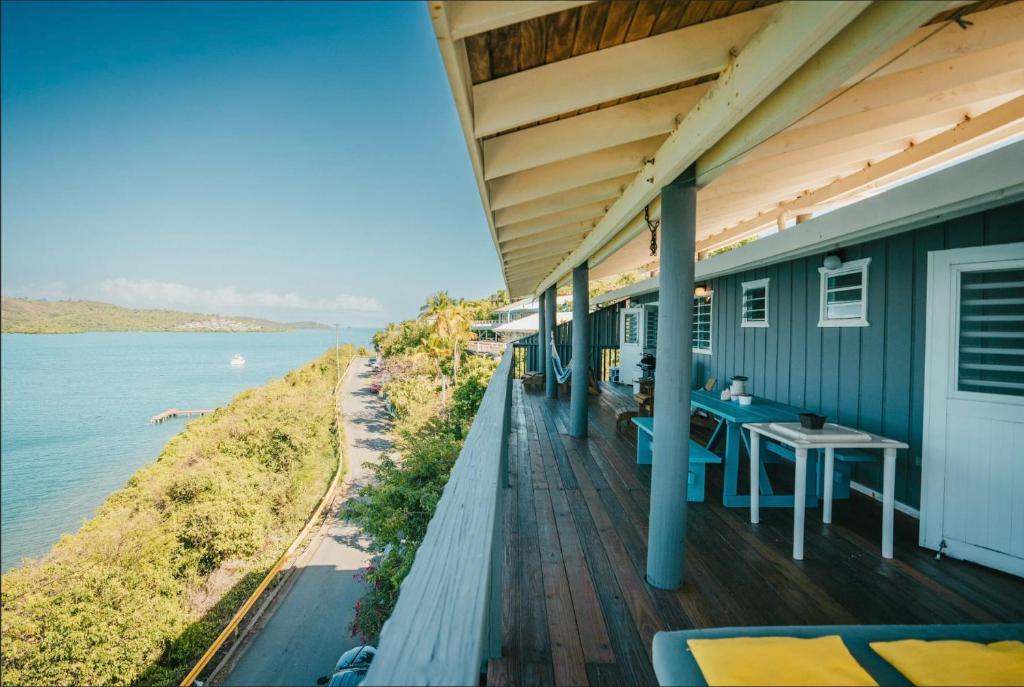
[150,408,213,424]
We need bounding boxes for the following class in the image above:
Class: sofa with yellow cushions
[652,624,1024,687]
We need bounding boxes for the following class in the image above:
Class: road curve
[222,357,390,686]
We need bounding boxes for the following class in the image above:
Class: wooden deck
[489,380,1024,686]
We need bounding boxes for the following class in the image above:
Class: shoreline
[1,346,357,685]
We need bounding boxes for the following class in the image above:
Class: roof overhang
[593,138,1024,307]
[430,0,1024,298]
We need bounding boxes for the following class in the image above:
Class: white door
[921,242,1024,577]
[619,307,643,385]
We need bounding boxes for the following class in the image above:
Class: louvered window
[819,258,871,327]
[623,311,638,344]
[957,267,1024,397]
[693,293,713,355]
[645,305,659,349]
[742,278,769,327]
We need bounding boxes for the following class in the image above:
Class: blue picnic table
[689,389,813,508]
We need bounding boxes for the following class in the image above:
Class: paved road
[223,357,390,686]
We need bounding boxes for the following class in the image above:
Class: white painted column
[793,448,808,560]
[823,447,835,524]
[882,448,897,559]
[544,284,558,399]
[646,167,696,590]
[570,264,589,437]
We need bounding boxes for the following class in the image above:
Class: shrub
[0,346,354,686]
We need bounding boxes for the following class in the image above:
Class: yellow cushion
[870,639,1024,686]
[686,635,877,686]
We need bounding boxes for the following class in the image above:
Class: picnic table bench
[632,417,721,502]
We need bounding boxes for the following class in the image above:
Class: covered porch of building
[490,379,1024,686]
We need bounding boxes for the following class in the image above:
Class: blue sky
[1,1,502,326]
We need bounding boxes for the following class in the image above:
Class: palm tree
[419,291,461,319]
[433,303,474,382]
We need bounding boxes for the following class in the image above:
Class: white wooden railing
[466,340,506,355]
[363,348,513,686]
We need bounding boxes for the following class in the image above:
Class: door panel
[619,308,642,385]
[922,243,1024,577]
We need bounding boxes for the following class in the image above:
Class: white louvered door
[922,242,1024,577]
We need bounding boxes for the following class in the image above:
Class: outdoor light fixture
[823,254,843,270]
[694,284,709,297]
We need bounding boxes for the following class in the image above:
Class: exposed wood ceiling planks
[435,0,1023,297]
[464,0,782,85]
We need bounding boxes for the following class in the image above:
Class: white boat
[230,354,246,367]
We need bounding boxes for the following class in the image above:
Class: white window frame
[818,257,871,328]
[692,291,713,356]
[741,278,770,328]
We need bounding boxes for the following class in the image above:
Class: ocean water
[0,329,375,572]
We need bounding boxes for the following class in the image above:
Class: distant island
[1,297,329,334]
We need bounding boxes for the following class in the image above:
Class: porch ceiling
[430,0,1024,298]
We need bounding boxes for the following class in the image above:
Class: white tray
[768,422,871,443]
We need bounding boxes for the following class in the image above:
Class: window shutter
[958,267,1024,397]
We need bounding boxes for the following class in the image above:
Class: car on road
[317,645,375,686]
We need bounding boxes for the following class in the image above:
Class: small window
[741,278,769,328]
[819,258,870,327]
[693,292,713,355]
[645,305,659,349]
[623,311,638,344]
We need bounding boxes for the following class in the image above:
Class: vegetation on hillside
[1,297,328,334]
[0,347,354,686]
[343,291,501,640]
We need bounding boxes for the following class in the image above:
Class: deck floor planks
[533,482,590,687]
[547,482,615,664]
[494,381,1024,686]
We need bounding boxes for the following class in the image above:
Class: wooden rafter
[471,4,777,137]
[488,135,663,210]
[447,1,592,40]
[697,94,1024,253]
[482,82,712,180]
[535,0,874,295]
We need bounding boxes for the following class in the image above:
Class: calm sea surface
[0,329,375,572]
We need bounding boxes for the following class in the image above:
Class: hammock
[548,333,572,384]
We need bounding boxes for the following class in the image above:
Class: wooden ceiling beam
[471,4,777,137]
[535,0,872,295]
[505,242,580,265]
[501,227,592,254]
[488,135,663,210]
[497,215,598,244]
[497,203,604,242]
[695,1,953,187]
[482,83,712,179]
[739,60,1024,167]
[446,1,593,40]
[492,175,629,227]
[840,0,1023,87]
[697,95,1024,253]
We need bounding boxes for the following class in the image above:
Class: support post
[570,263,590,437]
[538,291,548,381]
[544,284,558,399]
[646,166,696,590]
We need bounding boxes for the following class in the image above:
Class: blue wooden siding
[511,202,1022,508]
[696,201,1023,507]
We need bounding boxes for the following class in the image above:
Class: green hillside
[1,347,353,685]
[0,297,328,334]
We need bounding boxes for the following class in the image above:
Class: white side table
[743,422,909,561]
